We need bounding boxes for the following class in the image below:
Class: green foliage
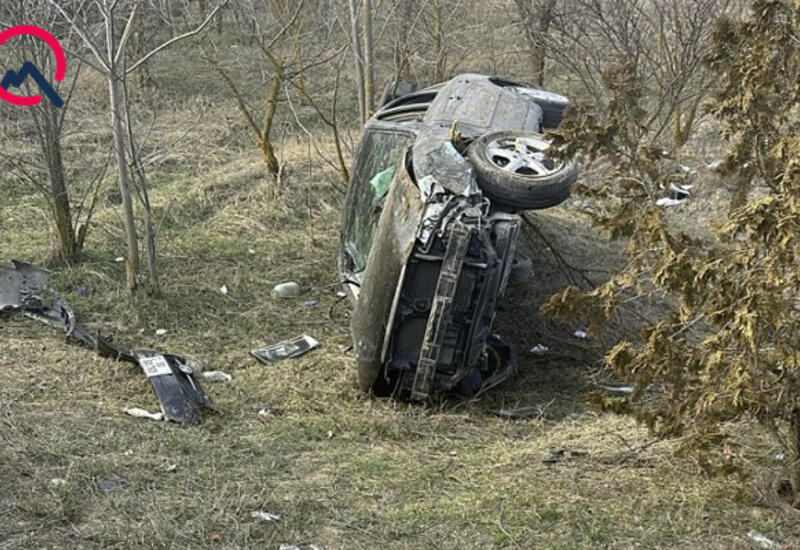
[545,0,800,507]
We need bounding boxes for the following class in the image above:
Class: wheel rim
[485,135,563,177]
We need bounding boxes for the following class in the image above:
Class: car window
[343,129,414,275]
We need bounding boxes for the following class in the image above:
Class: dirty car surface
[340,74,577,400]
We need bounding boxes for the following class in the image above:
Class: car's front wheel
[467,131,578,210]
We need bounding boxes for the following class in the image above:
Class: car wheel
[466,130,577,210]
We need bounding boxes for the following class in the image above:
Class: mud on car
[340,74,578,400]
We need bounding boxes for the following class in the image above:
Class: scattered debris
[272,281,300,298]
[541,448,588,464]
[0,261,217,425]
[155,328,167,336]
[574,329,588,339]
[248,248,256,255]
[250,510,280,522]
[304,298,318,307]
[115,256,124,263]
[280,545,323,550]
[542,448,565,464]
[219,284,229,295]
[747,530,779,549]
[201,370,233,382]
[97,479,119,494]
[258,408,272,417]
[335,291,346,298]
[656,183,692,207]
[529,343,549,355]
[49,478,68,488]
[598,384,634,394]
[707,159,724,172]
[775,453,786,462]
[251,334,319,364]
[208,531,222,542]
[125,407,164,421]
[490,407,540,419]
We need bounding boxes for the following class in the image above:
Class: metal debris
[1,261,217,425]
[250,510,280,522]
[598,384,634,394]
[490,407,540,419]
[573,329,588,339]
[529,343,549,355]
[251,334,319,364]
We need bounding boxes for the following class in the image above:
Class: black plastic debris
[0,261,216,425]
[250,334,319,365]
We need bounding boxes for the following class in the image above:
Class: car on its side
[340,74,578,400]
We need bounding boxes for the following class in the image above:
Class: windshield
[343,129,414,276]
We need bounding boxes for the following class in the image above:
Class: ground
[2,43,800,550]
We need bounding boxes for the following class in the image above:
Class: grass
[2,33,800,550]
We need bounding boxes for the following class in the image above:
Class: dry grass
[2,37,800,550]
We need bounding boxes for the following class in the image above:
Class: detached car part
[0,261,216,425]
[341,74,578,400]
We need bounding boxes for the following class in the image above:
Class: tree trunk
[432,0,446,82]
[108,71,140,291]
[349,0,366,124]
[42,102,77,261]
[260,72,282,177]
[362,0,375,119]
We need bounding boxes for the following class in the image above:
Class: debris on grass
[155,328,168,336]
[201,370,233,382]
[304,298,318,307]
[250,510,280,522]
[219,284,229,295]
[747,530,779,549]
[250,334,319,364]
[125,407,164,421]
[542,448,565,464]
[529,343,549,355]
[272,281,300,298]
[1,261,217,425]
[48,478,68,488]
[490,407,540,419]
[574,329,588,339]
[279,545,323,550]
[598,384,634,394]
[97,479,119,494]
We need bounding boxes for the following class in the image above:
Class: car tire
[467,130,577,210]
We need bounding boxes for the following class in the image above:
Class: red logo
[0,25,66,106]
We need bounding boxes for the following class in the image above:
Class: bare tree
[0,1,101,262]
[48,0,225,291]
[512,0,558,86]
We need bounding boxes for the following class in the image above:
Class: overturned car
[340,74,578,400]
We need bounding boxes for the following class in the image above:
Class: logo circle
[0,25,66,106]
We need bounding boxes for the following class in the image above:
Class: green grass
[2,138,799,548]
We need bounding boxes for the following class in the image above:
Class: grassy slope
[2,38,800,550]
